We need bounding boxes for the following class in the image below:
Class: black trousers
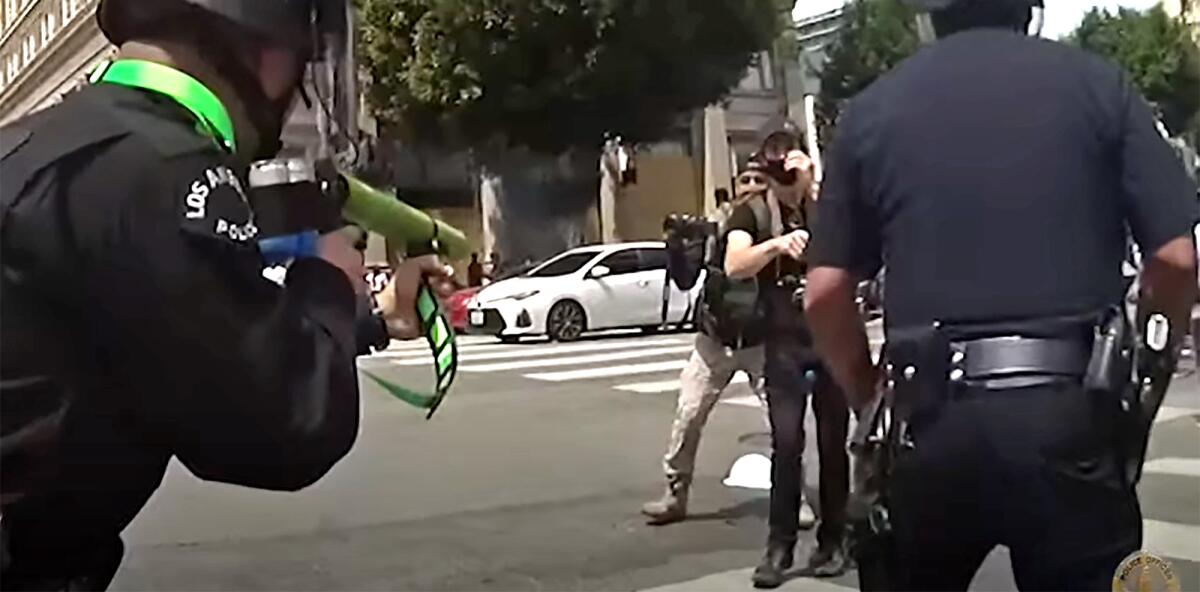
[888,381,1141,591]
[764,336,849,550]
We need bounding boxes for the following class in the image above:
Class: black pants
[764,336,849,550]
[888,381,1141,591]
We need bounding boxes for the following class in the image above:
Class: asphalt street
[111,326,1200,591]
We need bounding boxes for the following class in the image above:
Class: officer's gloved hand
[375,255,456,340]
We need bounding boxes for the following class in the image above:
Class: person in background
[726,129,850,587]
[467,252,485,287]
[641,166,801,527]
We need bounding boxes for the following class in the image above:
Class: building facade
[0,0,110,125]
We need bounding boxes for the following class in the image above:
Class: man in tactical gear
[0,1,450,589]
[641,169,784,526]
[726,130,850,588]
[803,0,1199,589]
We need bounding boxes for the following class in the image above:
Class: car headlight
[510,290,541,301]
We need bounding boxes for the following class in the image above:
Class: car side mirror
[588,265,611,279]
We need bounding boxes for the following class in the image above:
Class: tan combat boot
[641,477,690,525]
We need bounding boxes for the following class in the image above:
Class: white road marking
[1143,458,1200,478]
[387,338,690,366]
[462,346,694,372]
[1144,519,1200,563]
[617,374,750,394]
[372,342,514,358]
[723,394,762,408]
[1155,406,1198,424]
[526,360,688,382]
[635,568,855,592]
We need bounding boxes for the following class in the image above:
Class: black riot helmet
[96,0,354,159]
[900,0,1045,42]
[97,0,349,58]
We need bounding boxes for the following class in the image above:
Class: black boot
[751,542,794,589]
[803,544,849,577]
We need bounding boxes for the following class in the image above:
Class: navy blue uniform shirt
[808,29,1198,336]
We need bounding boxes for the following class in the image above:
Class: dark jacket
[0,83,360,587]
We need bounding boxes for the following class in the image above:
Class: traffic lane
[113,358,773,587]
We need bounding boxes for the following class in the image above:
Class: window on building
[41,11,57,43]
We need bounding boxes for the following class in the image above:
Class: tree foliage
[1069,5,1200,135]
[358,0,782,155]
[815,0,919,147]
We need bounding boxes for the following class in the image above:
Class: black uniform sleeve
[80,149,360,492]
[807,110,883,279]
[725,202,759,243]
[1115,80,1199,256]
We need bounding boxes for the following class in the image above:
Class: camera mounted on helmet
[899,0,1045,43]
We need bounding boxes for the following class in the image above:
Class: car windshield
[526,250,602,278]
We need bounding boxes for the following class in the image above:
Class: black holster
[846,382,903,591]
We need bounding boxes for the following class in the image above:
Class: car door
[640,246,704,325]
[633,247,673,326]
[581,248,649,328]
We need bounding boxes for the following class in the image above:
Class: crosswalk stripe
[384,336,497,351]
[372,342,515,358]
[723,394,762,408]
[526,360,688,382]
[1155,406,1198,424]
[635,568,854,592]
[1143,457,1200,478]
[617,373,750,394]
[386,338,690,366]
[1144,519,1200,562]
[462,346,694,373]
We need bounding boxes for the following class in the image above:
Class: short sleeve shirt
[807,29,1198,335]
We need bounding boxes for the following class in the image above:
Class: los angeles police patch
[180,165,259,245]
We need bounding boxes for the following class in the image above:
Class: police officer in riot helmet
[0,1,450,588]
[804,0,1198,588]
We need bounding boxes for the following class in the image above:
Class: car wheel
[547,300,587,342]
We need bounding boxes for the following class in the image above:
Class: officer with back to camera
[803,0,1198,589]
[0,0,451,589]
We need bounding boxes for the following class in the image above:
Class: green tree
[358,0,782,261]
[359,0,781,155]
[815,0,919,147]
[1069,5,1200,136]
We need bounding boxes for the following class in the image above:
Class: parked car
[446,286,481,333]
[467,241,703,342]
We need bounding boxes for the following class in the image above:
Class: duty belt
[948,336,1091,389]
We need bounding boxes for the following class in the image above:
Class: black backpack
[699,195,773,347]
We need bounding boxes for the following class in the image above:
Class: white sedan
[467,241,704,342]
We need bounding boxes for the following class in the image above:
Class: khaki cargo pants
[662,332,768,482]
